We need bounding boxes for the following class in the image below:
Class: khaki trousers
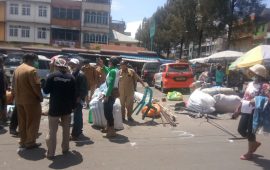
[119,93,134,118]
[17,104,41,147]
[46,115,71,157]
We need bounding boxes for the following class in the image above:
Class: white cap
[69,58,80,65]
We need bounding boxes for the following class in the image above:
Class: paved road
[0,84,269,170]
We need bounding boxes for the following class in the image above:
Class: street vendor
[232,64,270,160]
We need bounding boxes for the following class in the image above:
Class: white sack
[187,89,216,114]
[201,87,236,96]
[213,94,241,113]
[90,97,124,130]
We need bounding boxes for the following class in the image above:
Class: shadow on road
[253,154,270,170]
[49,150,83,169]
[107,134,129,144]
[124,120,159,127]
[18,147,46,161]
[74,134,94,147]
[0,126,7,135]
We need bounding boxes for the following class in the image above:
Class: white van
[4,53,50,86]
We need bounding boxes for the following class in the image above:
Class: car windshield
[144,63,160,70]
[168,64,189,72]
[4,54,23,67]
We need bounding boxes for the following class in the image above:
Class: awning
[120,55,174,63]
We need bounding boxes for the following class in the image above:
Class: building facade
[5,0,51,44]
[81,0,111,47]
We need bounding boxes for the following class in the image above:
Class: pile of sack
[187,87,241,114]
[89,83,124,130]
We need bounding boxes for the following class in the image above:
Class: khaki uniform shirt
[81,64,97,90]
[119,68,139,95]
[14,63,42,104]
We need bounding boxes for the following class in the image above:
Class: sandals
[240,153,253,160]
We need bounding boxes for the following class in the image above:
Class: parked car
[153,63,194,93]
[141,62,162,86]
[4,53,50,86]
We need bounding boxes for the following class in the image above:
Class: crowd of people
[0,52,269,161]
[0,53,146,160]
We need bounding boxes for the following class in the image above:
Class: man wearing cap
[81,60,98,108]
[69,58,88,140]
[14,53,43,149]
[43,58,76,159]
[119,61,146,121]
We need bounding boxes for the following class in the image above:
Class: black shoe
[62,150,69,155]
[26,143,42,149]
[46,155,55,160]
[70,135,79,141]
[10,129,19,136]
[128,117,135,122]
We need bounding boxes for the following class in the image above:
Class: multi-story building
[5,0,51,44]
[81,0,111,47]
[0,1,5,42]
[51,0,81,48]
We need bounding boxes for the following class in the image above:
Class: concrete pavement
[0,85,269,170]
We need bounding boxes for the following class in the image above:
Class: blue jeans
[71,103,83,137]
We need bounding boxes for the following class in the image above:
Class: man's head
[217,64,222,70]
[55,58,68,72]
[120,60,128,71]
[68,58,80,71]
[23,53,38,68]
[108,57,119,68]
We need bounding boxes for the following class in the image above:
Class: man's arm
[29,69,43,102]
[43,74,52,94]
[133,70,146,87]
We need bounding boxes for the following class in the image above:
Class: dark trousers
[71,103,83,137]
[9,106,18,130]
[104,96,115,127]
[238,113,256,142]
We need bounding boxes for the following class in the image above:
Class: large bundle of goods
[90,86,124,130]
[213,94,241,113]
[201,87,236,96]
[187,89,216,114]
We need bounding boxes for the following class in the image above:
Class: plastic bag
[187,89,216,114]
[167,91,183,101]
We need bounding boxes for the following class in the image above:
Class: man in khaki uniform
[81,60,98,107]
[14,53,43,149]
[96,58,106,87]
[119,61,146,121]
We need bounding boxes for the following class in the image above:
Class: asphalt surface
[0,84,270,170]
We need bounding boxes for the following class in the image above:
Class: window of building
[84,11,90,23]
[38,6,47,17]
[96,12,102,24]
[52,7,60,18]
[60,8,66,19]
[38,28,47,39]
[10,3,18,15]
[90,34,95,42]
[90,12,96,23]
[102,12,108,25]
[21,26,30,38]
[22,4,31,16]
[96,34,102,42]
[73,9,80,20]
[102,35,107,43]
[9,25,18,37]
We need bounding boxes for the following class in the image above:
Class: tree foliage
[135,0,266,58]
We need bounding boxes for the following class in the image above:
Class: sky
[111,0,270,38]
[111,0,166,38]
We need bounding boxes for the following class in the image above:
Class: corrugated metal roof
[112,30,139,43]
